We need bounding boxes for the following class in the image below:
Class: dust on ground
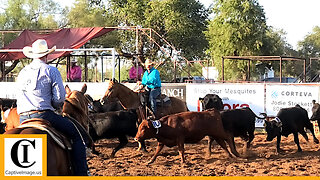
[87,133,320,176]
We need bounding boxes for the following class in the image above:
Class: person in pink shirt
[67,60,82,82]
[129,60,143,82]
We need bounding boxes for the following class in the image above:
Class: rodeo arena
[1,27,320,177]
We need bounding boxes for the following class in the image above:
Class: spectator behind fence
[67,59,82,82]
[129,60,143,82]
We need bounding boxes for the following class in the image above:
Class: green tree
[298,26,320,58]
[0,0,61,80]
[298,26,320,81]
[257,27,301,79]
[66,0,120,48]
[206,0,268,81]
[65,0,121,82]
[109,0,209,82]
[0,0,60,29]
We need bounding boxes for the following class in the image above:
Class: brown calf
[134,109,240,164]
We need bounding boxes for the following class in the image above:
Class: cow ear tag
[151,120,161,128]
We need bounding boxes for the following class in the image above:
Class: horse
[4,84,90,176]
[1,107,20,131]
[101,79,189,119]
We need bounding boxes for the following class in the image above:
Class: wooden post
[1,32,5,81]
[279,56,282,83]
[66,55,70,82]
[304,59,307,83]
[248,59,251,81]
[222,57,225,82]
[84,51,87,82]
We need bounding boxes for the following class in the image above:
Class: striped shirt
[17,59,66,114]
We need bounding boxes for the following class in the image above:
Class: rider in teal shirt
[141,59,161,116]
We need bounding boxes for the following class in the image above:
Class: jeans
[20,110,88,176]
[149,87,161,114]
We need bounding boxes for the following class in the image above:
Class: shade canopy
[0,27,115,61]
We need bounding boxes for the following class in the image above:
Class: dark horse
[4,84,90,176]
[102,79,189,119]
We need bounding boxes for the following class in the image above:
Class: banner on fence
[186,83,265,127]
[265,84,319,117]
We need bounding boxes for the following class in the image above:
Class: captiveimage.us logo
[2,134,47,177]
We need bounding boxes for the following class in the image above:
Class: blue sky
[56,0,320,50]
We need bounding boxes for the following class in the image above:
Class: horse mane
[63,90,90,130]
[113,81,134,93]
[64,99,87,117]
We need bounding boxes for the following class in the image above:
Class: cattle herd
[1,91,320,176]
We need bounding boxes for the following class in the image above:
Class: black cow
[265,104,319,153]
[0,98,17,110]
[217,107,266,150]
[0,119,5,134]
[85,94,123,113]
[200,94,265,150]
[88,109,146,158]
[199,94,223,111]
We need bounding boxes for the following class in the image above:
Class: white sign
[0,82,18,99]
[266,84,319,117]
[4,138,43,176]
[186,83,265,127]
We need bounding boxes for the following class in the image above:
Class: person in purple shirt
[129,60,143,82]
[17,39,89,176]
[67,59,82,82]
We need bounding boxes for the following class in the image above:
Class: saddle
[156,94,171,106]
[18,118,72,150]
[139,91,172,108]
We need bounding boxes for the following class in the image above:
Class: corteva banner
[265,84,319,117]
[1,134,47,177]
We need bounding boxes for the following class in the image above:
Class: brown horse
[4,84,90,175]
[1,107,20,131]
[102,80,189,119]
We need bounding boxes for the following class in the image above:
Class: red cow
[134,109,240,164]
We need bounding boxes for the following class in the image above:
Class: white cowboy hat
[144,59,154,66]
[23,39,56,59]
[71,59,77,63]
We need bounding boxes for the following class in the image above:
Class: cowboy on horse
[136,58,162,118]
[16,39,89,176]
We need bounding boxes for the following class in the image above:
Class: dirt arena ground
[87,132,320,176]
